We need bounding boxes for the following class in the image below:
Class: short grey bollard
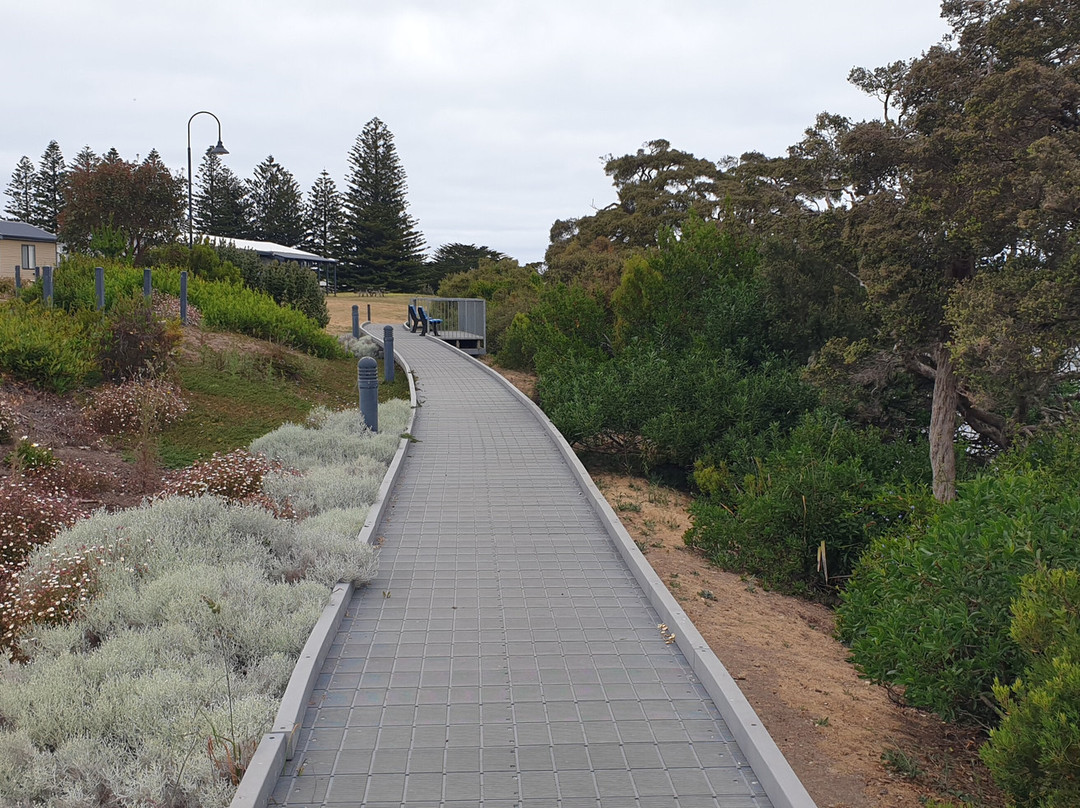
[180,271,188,324]
[143,268,152,300]
[34,266,40,281]
[42,266,53,307]
[352,305,359,338]
[383,325,395,383]
[95,267,105,310]
[357,356,378,432]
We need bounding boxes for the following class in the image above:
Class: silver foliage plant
[337,333,382,359]
[0,402,406,808]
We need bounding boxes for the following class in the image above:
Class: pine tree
[4,157,37,223]
[304,170,343,257]
[246,155,305,246]
[340,117,425,291]
[32,141,65,233]
[194,149,249,238]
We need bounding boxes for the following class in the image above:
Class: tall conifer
[195,150,249,238]
[4,157,37,223]
[304,169,343,257]
[246,155,305,246]
[340,117,425,291]
[32,141,66,233]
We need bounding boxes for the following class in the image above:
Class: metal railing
[411,297,487,354]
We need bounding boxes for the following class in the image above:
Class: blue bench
[404,304,441,336]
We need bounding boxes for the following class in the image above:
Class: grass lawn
[158,335,410,467]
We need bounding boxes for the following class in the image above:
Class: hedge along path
[254,322,815,808]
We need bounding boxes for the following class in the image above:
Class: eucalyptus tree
[840,0,1080,501]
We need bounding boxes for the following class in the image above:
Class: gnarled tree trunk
[930,343,959,502]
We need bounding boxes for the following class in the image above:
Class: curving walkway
[265,326,815,808]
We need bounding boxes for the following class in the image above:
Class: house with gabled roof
[0,220,58,281]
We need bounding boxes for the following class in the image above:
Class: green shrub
[97,292,180,380]
[0,302,96,393]
[182,276,341,358]
[981,567,1080,807]
[536,341,815,469]
[838,470,1080,723]
[686,410,931,595]
[243,261,329,328]
[498,283,610,371]
[5,439,58,472]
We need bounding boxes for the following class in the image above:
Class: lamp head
[211,140,229,156]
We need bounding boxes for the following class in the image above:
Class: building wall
[0,240,59,281]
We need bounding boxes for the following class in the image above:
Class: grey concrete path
[268,327,810,808]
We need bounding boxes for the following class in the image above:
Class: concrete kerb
[423,336,818,808]
[228,330,418,808]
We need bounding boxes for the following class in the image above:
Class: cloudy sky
[6,1,949,263]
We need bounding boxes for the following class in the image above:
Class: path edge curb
[229,330,418,808]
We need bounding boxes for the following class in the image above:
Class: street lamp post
[187,111,229,247]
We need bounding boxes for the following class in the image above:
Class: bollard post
[42,266,53,307]
[14,266,20,294]
[180,271,188,324]
[34,266,40,281]
[367,303,371,323]
[352,305,359,338]
[143,268,152,300]
[357,356,378,432]
[95,267,105,310]
[383,325,395,383]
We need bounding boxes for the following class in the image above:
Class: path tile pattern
[270,328,773,807]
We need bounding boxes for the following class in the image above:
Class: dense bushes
[687,411,931,596]
[0,302,96,393]
[498,283,609,371]
[97,291,181,380]
[536,341,816,468]
[838,469,1080,724]
[981,567,1080,806]
[242,260,329,327]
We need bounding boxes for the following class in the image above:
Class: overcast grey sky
[6,1,949,263]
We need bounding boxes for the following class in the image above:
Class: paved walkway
[268,328,808,808]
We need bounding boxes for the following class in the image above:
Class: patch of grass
[616,500,642,513]
[882,746,924,780]
[158,345,408,467]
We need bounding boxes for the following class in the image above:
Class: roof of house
[0,220,57,242]
[202,236,337,265]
